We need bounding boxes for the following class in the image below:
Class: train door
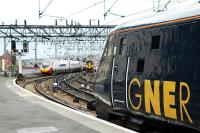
[111,37,130,109]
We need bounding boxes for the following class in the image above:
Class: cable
[39,0,54,16]
[40,14,66,20]
[106,0,192,24]
[109,12,125,18]
[127,0,189,17]
[66,0,108,18]
[161,0,171,11]
[40,0,107,21]
[103,0,129,19]
[104,0,119,17]
[105,7,153,24]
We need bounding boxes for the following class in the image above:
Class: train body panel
[40,59,81,74]
[94,5,200,131]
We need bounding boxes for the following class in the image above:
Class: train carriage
[40,59,81,75]
[93,4,200,132]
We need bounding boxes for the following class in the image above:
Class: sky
[0,0,198,25]
[0,0,199,60]
[0,0,153,25]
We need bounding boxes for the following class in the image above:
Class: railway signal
[23,40,29,52]
[11,40,17,53]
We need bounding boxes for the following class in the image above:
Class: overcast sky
[0,0,199,59]
[0,0,197,25]
[0,0,153,25]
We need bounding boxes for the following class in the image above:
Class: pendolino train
[92,4,200,132]
[40,59,81,75]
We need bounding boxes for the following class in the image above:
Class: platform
[0,77,136,133]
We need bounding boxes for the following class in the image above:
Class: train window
[42,65,49,68]
[137,59,145,72]
[107,36,114,56]
[151,35,160,49]
[103,44,109,57]
[119,38,127,56]
[113,46,117,56]
[103,35,113,56]
[59,64,66,67]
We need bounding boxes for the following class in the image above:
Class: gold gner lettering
[128,78,193,123]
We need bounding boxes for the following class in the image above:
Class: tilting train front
[93,4,200,132]
[40,59,81,75]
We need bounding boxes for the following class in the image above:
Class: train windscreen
[94,35,114,105]
[42,65,49,68]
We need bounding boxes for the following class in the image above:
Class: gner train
[40,59,81,75]
[92,4,200,132]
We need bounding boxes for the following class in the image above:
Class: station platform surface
[0,77,135,133]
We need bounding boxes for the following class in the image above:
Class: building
[0,50,17,71]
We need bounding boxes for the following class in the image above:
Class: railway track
[34,77,80,111]
[59,74,94,101]
[19,72,96,115]
[17,73,166,132]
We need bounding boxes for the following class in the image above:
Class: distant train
[40,59,82,75]
[92,4,200,132]
[85,60,95,72]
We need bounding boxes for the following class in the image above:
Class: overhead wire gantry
[0,23,116,59]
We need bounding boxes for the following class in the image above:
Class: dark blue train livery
[92,4,200,132]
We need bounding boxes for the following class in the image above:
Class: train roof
[113,3,200,32]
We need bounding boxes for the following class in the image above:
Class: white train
[40,59,82,75]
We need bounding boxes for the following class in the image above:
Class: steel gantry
[0,24,116,61]
[0,24,115,38]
